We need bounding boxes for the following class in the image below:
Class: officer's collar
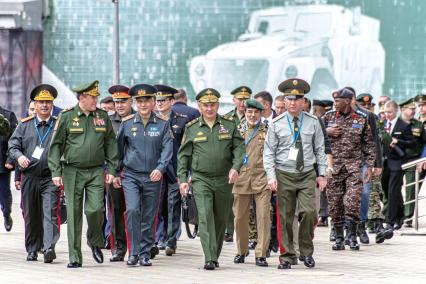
[285,111,303,122]
[134,111,156,124]
[199,114,221,127]
[75,104,96,117]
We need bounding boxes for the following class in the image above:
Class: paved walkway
[0,189,425,283]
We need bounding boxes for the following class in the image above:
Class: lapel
[391,118,401,135]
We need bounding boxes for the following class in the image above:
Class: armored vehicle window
[256,15,289,34]
[294,13,332,36]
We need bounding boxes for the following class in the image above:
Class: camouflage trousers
[326,165,363,227]
[248,204,257,242]
[367,174,385,221]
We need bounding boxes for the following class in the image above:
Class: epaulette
[221,114,235,122]
[53,116,58,120]
[121,114,135,122]
[155,113,167,121]
[303,112,318,120]
[325,109,337,116]
[186,117,199,127]
[20,115,35,123]
[174,112,186,118]
[355,109,368,118]
[61,107,73,113]
[96,107,107,113]
[272,113,285,123]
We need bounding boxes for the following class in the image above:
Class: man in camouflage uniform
[400,98,426,227]
[323,88,375,251]
[223,86,251,242]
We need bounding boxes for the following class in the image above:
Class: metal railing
[401,156,426,232]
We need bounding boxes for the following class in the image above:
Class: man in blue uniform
[114,84,173,266]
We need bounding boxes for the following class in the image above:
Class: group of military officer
[3,74,426,271]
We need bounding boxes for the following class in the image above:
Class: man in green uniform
[0,114,10,136]
[48,80,118,268]
[263,78,327,269]
[400,98,426,227]
[223,86,251,242]
[178,88,244,270]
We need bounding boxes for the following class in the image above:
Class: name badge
[288,146,298,161]
[352,123,362,129]
[32,146,44,160]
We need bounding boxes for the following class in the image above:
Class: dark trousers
[107,183,127,256]
[0,172,12,217]
[381,163,404,225]
[122,172,161,258]
[155,181,168,244]
[165,181,181,248]
[21,175,60,253]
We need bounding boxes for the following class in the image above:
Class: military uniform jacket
[177,115,244,183]
[405,118,425,161]
[233,122,268,195]
[117,112,173,175]
[48,104,118,178]
[0,107,18,173]
[0,114,11,137]
[160,110,189,183]
[8,115,56,177]
[109,109,136,134]
[323,108,375,173]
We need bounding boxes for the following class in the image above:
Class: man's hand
[326,167,334,178]
[17,155,30,169]
[150,169,162,182]
[15,181,21,191]
[373,167,382,177]
[268,179,278,192]
[52,176,62,187]
[113,177,122,189]
[389,137,398,148]
[317,176,327,192]
[228,169,239,184]
[364,168,373,183]
[180,183,189,197]
[326,126,343,138]
[105,174,114,184]
[4,163,13,170]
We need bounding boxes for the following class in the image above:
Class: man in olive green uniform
[0,114,10,136]
[223,86,251,242]
[233,99,271,267]
[263,78,327,269]
[400,98,426,227]
[48,81,118,268]
[178,88,244,270]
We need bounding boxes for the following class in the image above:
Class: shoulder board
[325,110,337,116]
[53,116,58,120]
[221,115,235,122]
[272,113,286,123]
[155,114,167,121]
[355,109,368,118]
[20,115,35,123]
[174,112,186,118]
[121,114,135,122]
[61,107,73,113]
[186,117,199,127]
[303,112,318,120]
[96,107,107,113]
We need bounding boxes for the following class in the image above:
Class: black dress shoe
[165,246,176,256]
[67,262,82,268]
[139,257,152,266]
[224,233,233,242]
[150,246,159,259]
[26,252,38,261]
[110,252,124,262]
[213,261,219,268]
[234,254,245,263]
[91,246,104,263]
[277,260,291,269]
[158,241,166,250]
[303,256,315,268]
[204,261,215,270]
[4,215,12,232]
[255,257,268,267]
[44,248,56,263]
[127,255,139,266]
[248,241,257,250]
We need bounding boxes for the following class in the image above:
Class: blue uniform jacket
[117,112,173,175]
[171,102,200,121]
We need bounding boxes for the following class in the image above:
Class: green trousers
[225,195,234,236]
[276,169,316,262]
[192,175,232,262]
[63,166,105,264]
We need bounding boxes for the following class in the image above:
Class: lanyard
[286,113,304,145]
[33,117,53,147]
[245,123,259,146]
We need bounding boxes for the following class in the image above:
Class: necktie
[387,121,392,133]
[293,116,304,171]
[264,119,269,126]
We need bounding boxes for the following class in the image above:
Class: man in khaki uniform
[233,99,271,267]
